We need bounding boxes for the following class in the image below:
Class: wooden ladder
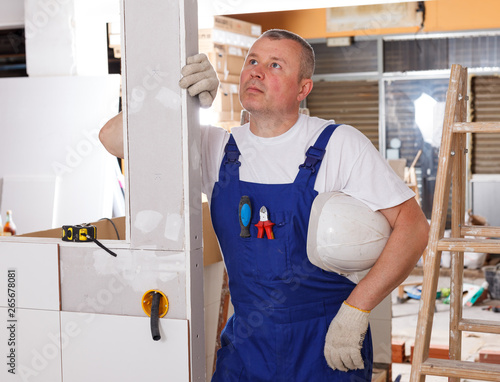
[410,64,500,382]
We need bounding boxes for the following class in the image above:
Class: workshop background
[0,1,499,381]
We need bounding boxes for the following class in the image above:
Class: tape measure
[62,224,97,242]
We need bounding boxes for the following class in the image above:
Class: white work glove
[324,301,370,372]
[179,53,219,108]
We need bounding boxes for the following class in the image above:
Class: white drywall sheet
[0,308,62,381]
[59,246,187,319]
[0,242,59,311]
[0,75,121,230]
[24,0,120,76]
[122,0,205,378]
[60,312,189,382]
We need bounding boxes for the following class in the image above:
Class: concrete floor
[390,271,500,382]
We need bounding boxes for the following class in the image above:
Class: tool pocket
[240,211,291,281]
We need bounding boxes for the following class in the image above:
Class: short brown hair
[260,29,315,80]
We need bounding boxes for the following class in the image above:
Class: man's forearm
[99,111,124,158]
[345,197,429,311]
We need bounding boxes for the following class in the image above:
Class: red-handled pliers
[255,206,275,239]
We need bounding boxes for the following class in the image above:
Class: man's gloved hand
[324,301,370,372]
[179,53,219,108]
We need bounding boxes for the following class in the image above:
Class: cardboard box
[213,15,261,37]
[212,82,242,113]
[199,28,257,52]
[18,202,223,267]
[216,110,243,123]
[218,72,240,85]
[201,202,223,266]
[208,44,247,76]
[218,120,242,132]
[18,217,126,241]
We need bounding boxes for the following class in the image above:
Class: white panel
[0,308,62,382]
[0,176,56,235]
[125,0,185,250]
[61,312,189,382]
[0,242,59,311]
[471,178,500,227]
[24,0,119,76]
[59,246,187,319]
[24,0,76,76]
[121,0,204,379]
[73,0,120,76]
[0,76,121,229]
[0,0,24,29]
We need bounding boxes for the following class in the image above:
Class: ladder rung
[438,238,500,254]
[461,225,500,238]
[458,319,500,334]
[421,358,500,381]
[453,122,500,133]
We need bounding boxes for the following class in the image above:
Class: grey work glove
[179,53,219,108]
[324,301,370,371]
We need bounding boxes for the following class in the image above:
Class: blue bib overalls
[210,124,373,381]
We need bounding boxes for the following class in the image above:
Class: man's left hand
[324,301,369,371]
[179,53,219,108]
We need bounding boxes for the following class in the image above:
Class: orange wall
[228,0,500,39]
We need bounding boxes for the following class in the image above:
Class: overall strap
[218,134,241,182]
[295,124,340,188]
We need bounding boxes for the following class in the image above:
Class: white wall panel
[61,312,189,382]
[0,242,59,311]
[0,308,62,382]
[0,0,23,29]
[59,246,187,319]
[0,75,121,229]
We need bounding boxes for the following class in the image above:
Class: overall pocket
[239,211,291,281]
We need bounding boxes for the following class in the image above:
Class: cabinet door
[61,312,189,382]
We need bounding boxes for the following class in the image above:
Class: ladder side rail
[410,64,463,382]
[449,66,468,376]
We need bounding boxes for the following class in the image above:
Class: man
[100,30,429,381]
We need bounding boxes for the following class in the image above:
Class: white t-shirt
[201,114,414,211]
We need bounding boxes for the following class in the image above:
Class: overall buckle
[299,146,325,173]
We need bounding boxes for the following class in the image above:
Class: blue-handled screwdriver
[238,196,252,238]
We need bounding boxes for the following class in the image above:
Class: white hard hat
[307,192,392,275]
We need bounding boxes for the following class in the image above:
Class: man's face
[239,37,305,117]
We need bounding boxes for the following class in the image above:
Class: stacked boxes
[199,16,262,129]
[107,21,121,58]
